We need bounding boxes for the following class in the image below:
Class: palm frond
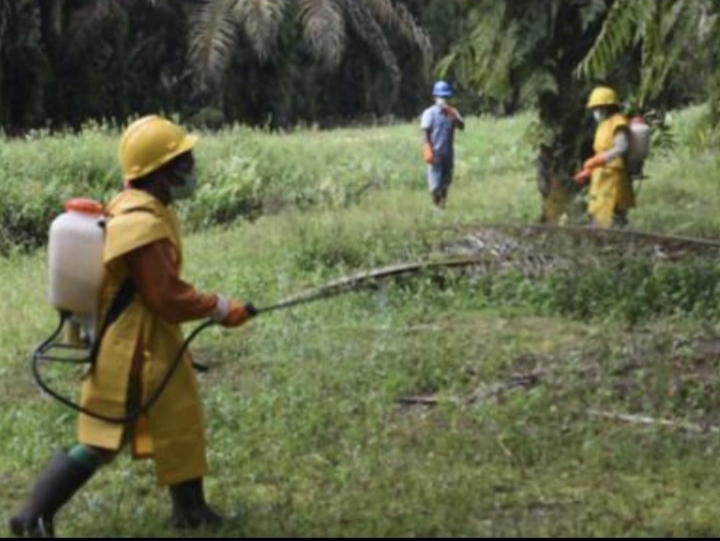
[188,0,239,91]
[519,69,558,109]
[233,0,287,62]
[362,0,433,76]
[363,0,395,27]
[636,0,705,108]
[298,0,346,68]
[341,0,401,97]
[390,2,434,77]
[572,0,608,32]
[437,2,513,100]
[575,0,643,79]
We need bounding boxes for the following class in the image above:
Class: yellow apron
[78,189,208,486]
[588,113,635,227]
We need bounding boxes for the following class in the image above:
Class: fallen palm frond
[587,409,720,435]
[431,222,720,250]
[264,220,720,316]
[429,223,720,271]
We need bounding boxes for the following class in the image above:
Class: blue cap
[432,81,453,98]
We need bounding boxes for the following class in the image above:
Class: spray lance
[33,198,492,424]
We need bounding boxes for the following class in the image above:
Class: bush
[462,257,720,324]
[0,121,435,253]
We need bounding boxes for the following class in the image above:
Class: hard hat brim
[125,134,199,183]
[587,87,619,109]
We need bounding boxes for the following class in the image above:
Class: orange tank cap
[64,198,105,216]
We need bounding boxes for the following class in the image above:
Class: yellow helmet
[587,86,620,109]
[119,115,199,182]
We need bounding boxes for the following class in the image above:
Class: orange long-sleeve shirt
[123,239,218,379]
[125,240,218,324]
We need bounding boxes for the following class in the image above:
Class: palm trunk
[534,0,602,224]
[38,0,65,126]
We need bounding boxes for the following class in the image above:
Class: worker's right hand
[443,106,459,122]
[422,142,434,164]
[213,295,257,327]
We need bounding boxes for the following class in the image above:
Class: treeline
[0,1,716,134]
[0,0,458,132]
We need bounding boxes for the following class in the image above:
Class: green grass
[2,108,720,537]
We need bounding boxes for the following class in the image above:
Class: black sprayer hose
[32,254,496,424]
[31,282,370,424]
[32,314,216,424]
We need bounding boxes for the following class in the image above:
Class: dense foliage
[1,1,716,133]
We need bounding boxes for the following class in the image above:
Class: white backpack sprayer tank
[628,116,651,178]
[47,198,106,344]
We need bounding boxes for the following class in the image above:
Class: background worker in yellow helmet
[574,86,636,228]
[9,115,256,537]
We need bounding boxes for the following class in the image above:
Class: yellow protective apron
[587,113,635,227]
[78,189,208,486]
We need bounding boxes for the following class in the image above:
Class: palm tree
[576,0,720,152]
[439,0,720,222]
[576,0,713,112]
[438,0,609,223]
[187,0,433,104]
[0,0,191,128]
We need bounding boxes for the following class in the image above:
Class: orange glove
[573,169,591,184]
[582,153,607,171]
[223,301,256,328]
[422,142,434,164]
[213,295,257,328]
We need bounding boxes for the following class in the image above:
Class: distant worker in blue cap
[420,80,465,209]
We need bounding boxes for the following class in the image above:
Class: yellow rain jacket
[78,189,213,486]
[588,113,635,227]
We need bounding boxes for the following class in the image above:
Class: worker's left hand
[422,142,434,164]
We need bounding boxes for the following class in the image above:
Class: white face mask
[436,97,448,107]
[170,169,198,201]
[593,110,606,123]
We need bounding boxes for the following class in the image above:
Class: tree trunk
[535,1,601,224]
[38,0,65,126]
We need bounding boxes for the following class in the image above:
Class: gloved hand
[583,153,607,171]
[442,106,460,121]
[573,169,591,184]
[223,301,256,327]
[422,142,434,164]
[213,295,257,328]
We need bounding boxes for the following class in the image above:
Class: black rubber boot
[8,451,95,538]
[169,478,223,530]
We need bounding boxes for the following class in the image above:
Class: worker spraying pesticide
[573,87,650,228]
[10,116,257,537]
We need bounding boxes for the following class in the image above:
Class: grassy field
[2,108,720,537]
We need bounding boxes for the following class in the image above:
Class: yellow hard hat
[119,115,199,182]
[587,86,620,109]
